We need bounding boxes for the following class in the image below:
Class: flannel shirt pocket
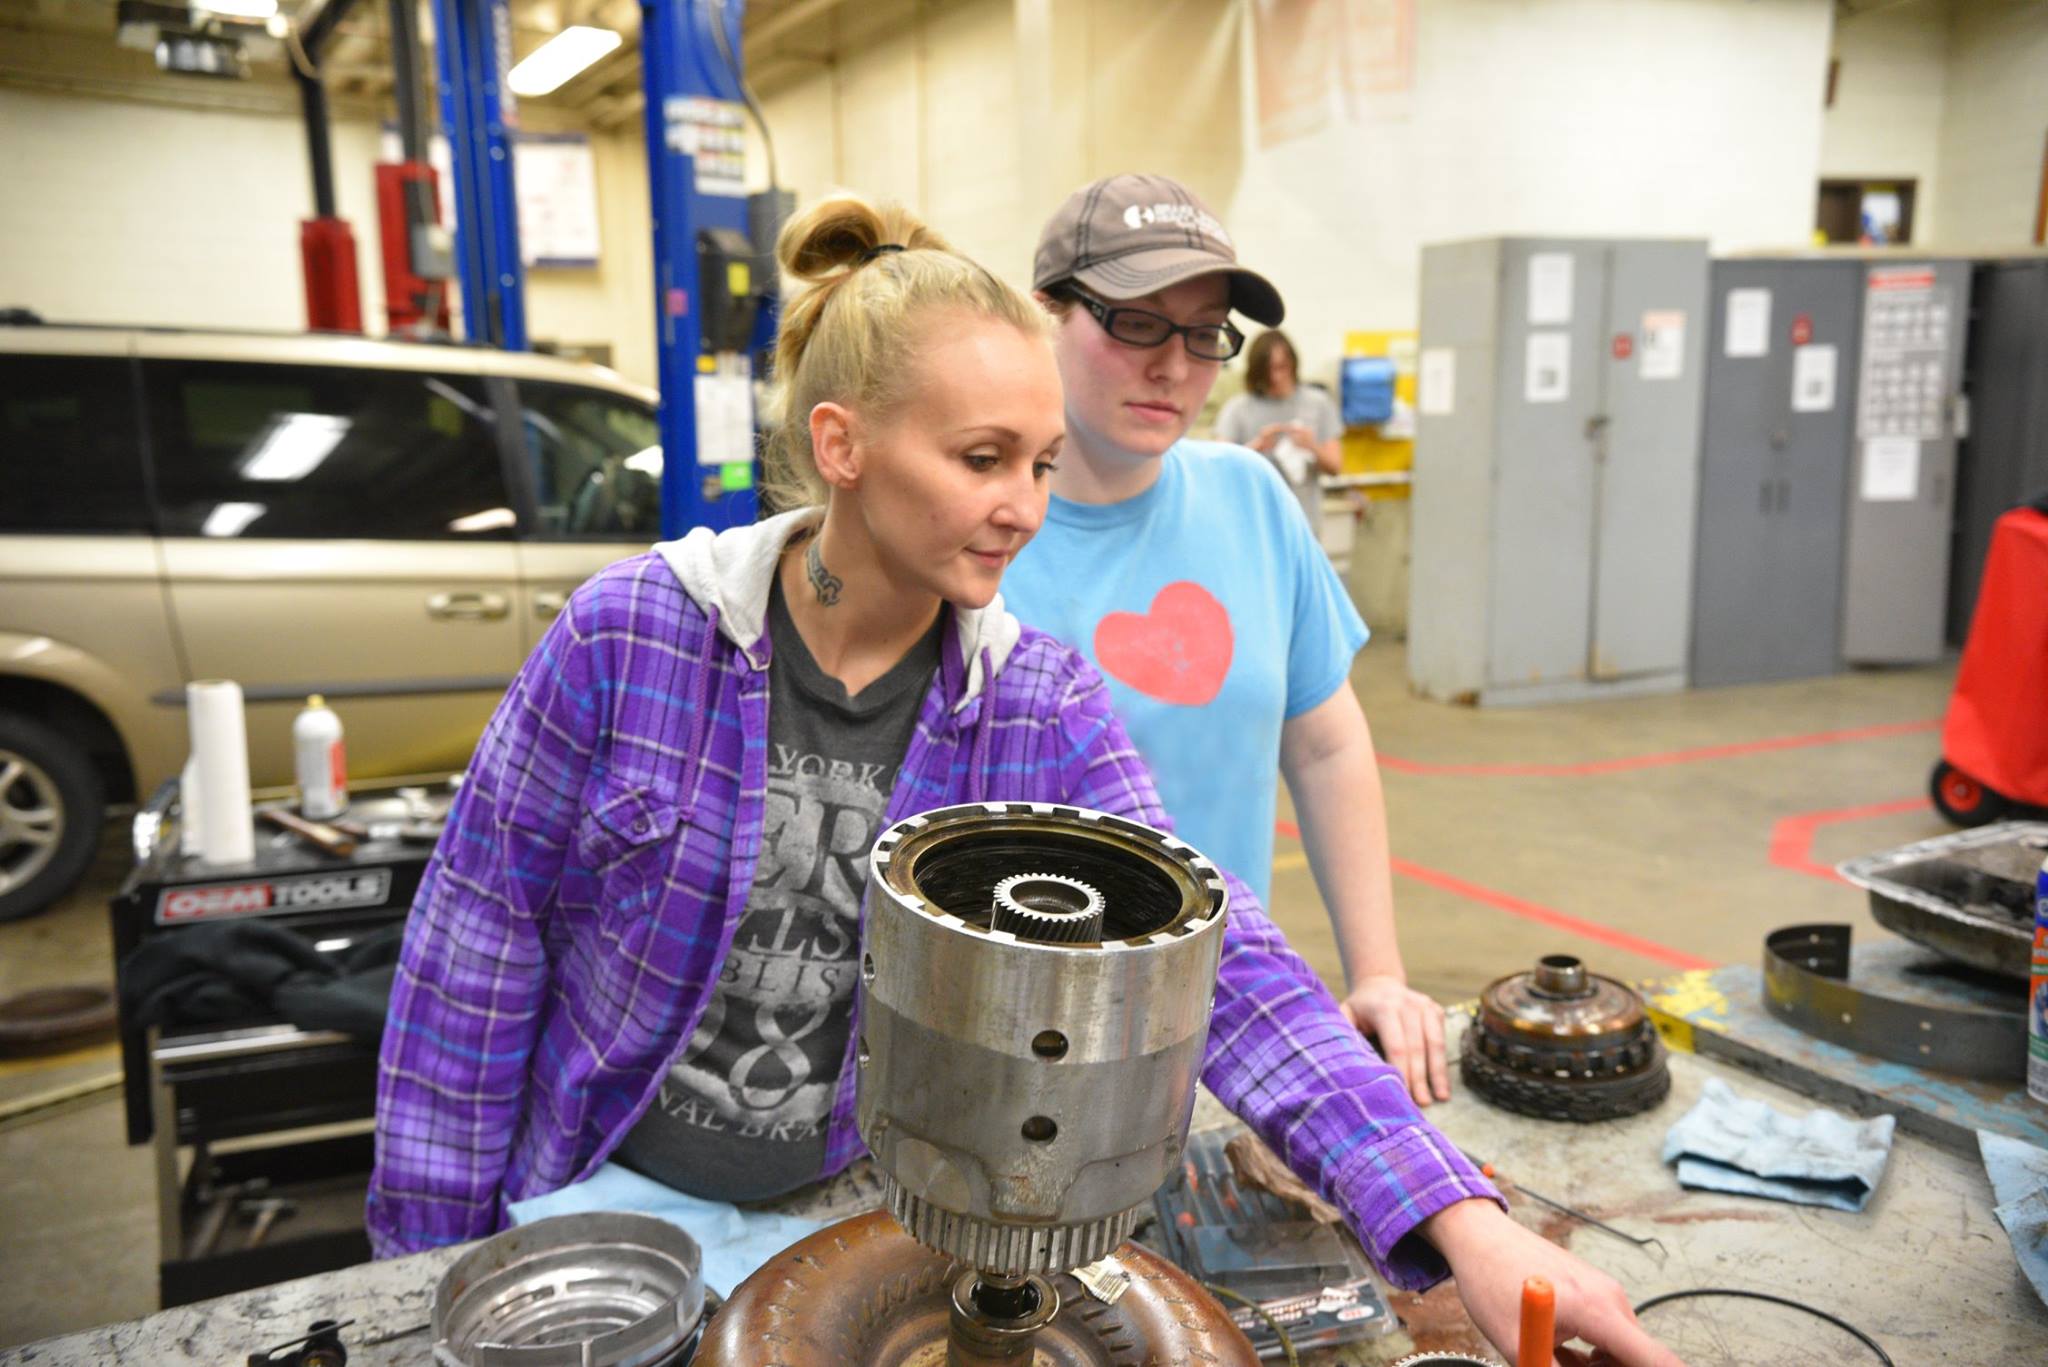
[576,781,681,925]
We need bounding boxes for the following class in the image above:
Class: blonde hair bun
[763,194,1048,513]
[778,196,949,284]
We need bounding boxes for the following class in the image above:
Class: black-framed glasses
[1056,288,1245,361]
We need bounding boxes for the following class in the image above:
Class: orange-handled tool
[1519,1275,1555,1367]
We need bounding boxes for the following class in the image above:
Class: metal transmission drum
[857,802,1230,1278]
[431,1212,708,1366]
[1460,953,1670,1122]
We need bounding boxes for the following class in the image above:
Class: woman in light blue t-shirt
[1000,170,1682,1367]
[1004,174,1444,1105]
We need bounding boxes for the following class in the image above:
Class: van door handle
[426,591,510,621]
[534,590,567,618]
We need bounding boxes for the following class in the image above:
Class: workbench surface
[7,1036,2041,1365]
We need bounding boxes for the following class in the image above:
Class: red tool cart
[1931,502,2048,825]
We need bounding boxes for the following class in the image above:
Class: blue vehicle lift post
[640,0,767,535]
[434,0,527,349]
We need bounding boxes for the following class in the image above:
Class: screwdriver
[1477,1160,1667,1257]
[1520,1276,1555,1367]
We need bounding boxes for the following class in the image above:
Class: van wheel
[0,714,105,923]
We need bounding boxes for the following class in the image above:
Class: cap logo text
[1121,202,1231,245]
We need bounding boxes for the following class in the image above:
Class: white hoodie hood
[652,508,1024,713]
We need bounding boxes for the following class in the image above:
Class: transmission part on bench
[1460,953,1671,1122]
[694,802,1259,1367]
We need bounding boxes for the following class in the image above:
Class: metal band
[1762,923,2026,1081]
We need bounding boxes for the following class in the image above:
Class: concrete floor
[0,637,1959,1347]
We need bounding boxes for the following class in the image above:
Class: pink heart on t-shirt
[1093,581,1234,707]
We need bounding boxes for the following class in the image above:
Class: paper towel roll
[187,680,254,865]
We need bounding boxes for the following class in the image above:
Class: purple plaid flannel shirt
[367,551,1497,1286]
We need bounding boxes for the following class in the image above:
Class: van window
[144,361,514,539]
[0,354,148,534]
[514,382,663,539]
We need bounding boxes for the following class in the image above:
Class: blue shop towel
[1978,1129,2048,1309]
[509,1162,829,1297]
[1661,1078,1895,1212]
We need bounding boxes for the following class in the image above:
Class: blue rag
[508,1163,829,1297]
[1978,1129,2048,1310]
[1661,1078,1896,1212]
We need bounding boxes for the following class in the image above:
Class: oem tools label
[155,870,393,925]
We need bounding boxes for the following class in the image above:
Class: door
[506,379,668,649]
[1590,241,1708,680]
[1691,262,1856,687]
[1840,261,1968,663]
[0,346,188,792]
[1770,265,1861,676]
[1486,240,1606,690]
[144,357,525,790]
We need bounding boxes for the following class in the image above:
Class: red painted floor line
[1273,820,1714,971]
[1767,796,1933,885]
[1376,717,1940,779]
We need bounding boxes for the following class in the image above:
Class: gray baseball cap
[1033,173,1285,326]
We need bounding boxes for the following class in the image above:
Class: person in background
[1216,328,1344,529]
[1003,173,1451,1111]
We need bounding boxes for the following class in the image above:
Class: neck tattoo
[805,536,842,607]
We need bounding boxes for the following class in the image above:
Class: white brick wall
[1821,0,1951,233]
[1935,0,2048,246]
[0,86,657,385]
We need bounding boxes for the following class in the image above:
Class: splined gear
[990,872,1105,944]
[1459,953,1670,1123]
[887,1182,1134,1278]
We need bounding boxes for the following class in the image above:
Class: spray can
[293,695,348,820]
[2031,852,2048,1107]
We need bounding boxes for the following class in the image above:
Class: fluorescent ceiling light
[507,26,622,97]
[239,412,350,482]
[201,0,278,17]
[201,502,266,538]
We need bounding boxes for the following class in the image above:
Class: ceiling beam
[744,0,844,53]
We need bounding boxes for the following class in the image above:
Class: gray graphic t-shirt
[614,575,940,1201]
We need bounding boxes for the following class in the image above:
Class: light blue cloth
[1978,1129,2048,1309]
[508,1163,828,1296]
[1002,441,1369,907]
[1661,1079,1896,1212]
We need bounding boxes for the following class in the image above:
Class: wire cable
[709,0,780,192]
[1201,1282,1298,1367]
[1632,1288,1892,1365]
[283,22,318,80]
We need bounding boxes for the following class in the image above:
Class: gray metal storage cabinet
[1409,237,1708,706]
[1949,258,2048,645]
[1839,259,1970,664]
[1691,259,1860,688]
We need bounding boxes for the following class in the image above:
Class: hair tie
[861,243,907,264]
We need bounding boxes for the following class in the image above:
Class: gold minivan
[0,322,667,920]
